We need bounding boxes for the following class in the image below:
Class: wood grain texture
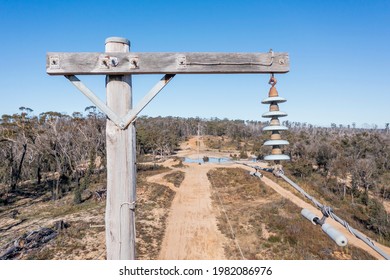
[47,52,289,75]
[104,40,136,260]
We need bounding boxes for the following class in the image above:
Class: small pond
[183,157,231,164]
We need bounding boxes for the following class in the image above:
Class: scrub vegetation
[0,108,389,259]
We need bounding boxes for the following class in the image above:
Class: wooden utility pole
[46,37,289,260]
[104,37,136,259]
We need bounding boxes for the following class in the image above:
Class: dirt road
[155,137,390,260]
[158,163,226,259]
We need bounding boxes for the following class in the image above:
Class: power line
[187,50,275,67]
[276,171,390,260]
[241,162,390,260]
[211,184,246,260]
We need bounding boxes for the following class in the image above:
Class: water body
[183,157,231,164]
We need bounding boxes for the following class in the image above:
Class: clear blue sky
[0,0,389,128]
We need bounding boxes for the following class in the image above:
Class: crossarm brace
[120,74,175,129]
[66,75,122,126]
[65,74,175,129]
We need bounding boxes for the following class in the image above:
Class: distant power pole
[197,122,201,162]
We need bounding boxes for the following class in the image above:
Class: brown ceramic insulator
[271,147,282,155]
[270,117,280,126]
[271,131,281,140]
[268,86,279,97]
[269,103,279,111]
[263,75,290,161]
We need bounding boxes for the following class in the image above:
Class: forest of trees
[0,107,265,204]
[1,107,389,241]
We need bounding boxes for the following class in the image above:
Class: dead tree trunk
[10,143,27,192]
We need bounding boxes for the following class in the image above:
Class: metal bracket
[129,55,139,69]
[176,55,187,69]
[65,74,175,130]
[99,55,139,70]
[49,55,60,69]
[99,55,119,69]
[121,201,136,211]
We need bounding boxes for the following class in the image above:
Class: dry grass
[170,157,187,168]
[135,169,176,260]
[203,136,239,152]
[163,171,185,188]
[1,167,177,260]
[207,167,375,260]
[23,220,105,260]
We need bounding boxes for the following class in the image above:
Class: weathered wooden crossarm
[46,52,289,75]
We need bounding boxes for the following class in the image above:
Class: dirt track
[157,163,226,259]
[154,137,390,260]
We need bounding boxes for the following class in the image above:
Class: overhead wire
[194,130,244,259]
[187,50,274,67]
[212,184,246,260]
[276,171,390,260]
[240,162,390,260]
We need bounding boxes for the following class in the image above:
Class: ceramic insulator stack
[262,76,290,161]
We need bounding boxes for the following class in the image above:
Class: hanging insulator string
[262,73,290,161]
